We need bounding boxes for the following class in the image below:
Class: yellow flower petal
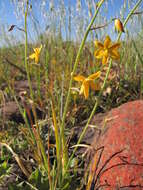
[74,75,85,82]
[94,40,104,48]
[79,84,84,95]
[35,55,39,63]
[110,50,120,59]
[33,48,37,53]
[94,49,105,59]
[94,35,121,65]
[34,45,42,54]
[103,49,108,57]
[109,42,120,50]
[34,48,39,54]
[88,71,101,80]
[29,45,42,63]
[74,72,101,99]
[83,81,89,99]
[29,53,36,59]
[104,36,112,48]
[102,56,108,64]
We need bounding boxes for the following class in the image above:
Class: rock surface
[90,100,143,190]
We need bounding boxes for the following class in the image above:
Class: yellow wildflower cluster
[74,36,121,99]
[94,36,120,65]
[74,71,101,99]
[28,36,121,99]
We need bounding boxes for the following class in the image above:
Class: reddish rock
[91,100,143,190]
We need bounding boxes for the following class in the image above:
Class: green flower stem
[24,1,39,127]
[60,0,105,171]
[24,1,40,140]
[24,1,50,183]
[36,65,41,99]
[24,1,42,142]
[67,0,143,170]
[24,1,33,101]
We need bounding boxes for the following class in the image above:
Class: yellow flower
[94,36,121,65]
[114,19,125,33]
[74,71,101,99]
[29,45,42,63]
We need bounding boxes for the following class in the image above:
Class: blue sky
[0,0,125,24]
[0,0,142,45]
[0,1,17,25]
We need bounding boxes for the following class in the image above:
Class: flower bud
[115,19,125,33]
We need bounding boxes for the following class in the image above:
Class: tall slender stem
[24,1,38,125]
[60,0,105,171]
[25,1,32,98]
